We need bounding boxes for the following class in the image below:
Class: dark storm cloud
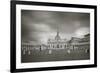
[21,10,90,44]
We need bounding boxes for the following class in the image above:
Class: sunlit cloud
[74,27,90,38]
[33,23,54,32]
[38,32,56,44]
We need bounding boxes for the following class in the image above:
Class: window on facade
[65,45,66,48]
[53,45,55,48]
[57,44,59,48]
[60,45,62,48]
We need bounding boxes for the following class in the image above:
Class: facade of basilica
[47,31,68,49]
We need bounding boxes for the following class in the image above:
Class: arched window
[65,45,66,48]
[60,45,62,48]
[57,44,59,48]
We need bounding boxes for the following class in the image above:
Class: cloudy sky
[21,10,90,44]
